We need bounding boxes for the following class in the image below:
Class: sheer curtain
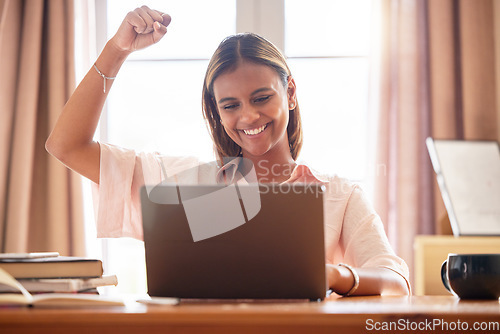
[371,0,499,285]
[0,0,84,255]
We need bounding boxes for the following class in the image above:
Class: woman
[46,6,410,296]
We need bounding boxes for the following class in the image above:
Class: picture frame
[426,138,500,236]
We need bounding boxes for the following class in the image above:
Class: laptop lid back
[141,183,326,300]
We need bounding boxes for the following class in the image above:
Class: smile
[242,123,268,136]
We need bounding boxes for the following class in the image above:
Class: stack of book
[0,252,117,295]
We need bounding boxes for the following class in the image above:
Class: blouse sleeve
[91,143,161,240]
[340,185,411,291]
[91,143,204,240]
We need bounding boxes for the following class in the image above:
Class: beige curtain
[0,0,84,256]
[373,0,499,286]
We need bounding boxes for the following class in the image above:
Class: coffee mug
[441,253,500,299]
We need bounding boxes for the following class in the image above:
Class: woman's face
[213,61,296,159]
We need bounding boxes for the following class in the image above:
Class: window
[106,0,236,159]
[285,0,372,181]
[88,0,373,295]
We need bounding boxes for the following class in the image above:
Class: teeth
[243,124,267,135]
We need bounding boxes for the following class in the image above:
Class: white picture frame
[426,138,500,236]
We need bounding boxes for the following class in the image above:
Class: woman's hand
[109,6,171,54]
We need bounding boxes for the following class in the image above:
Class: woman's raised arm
[46,6,171,184]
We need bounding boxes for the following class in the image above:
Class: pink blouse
[93,143,410,290]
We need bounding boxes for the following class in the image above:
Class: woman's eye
[223,104,238,110]
[254,96,271,103]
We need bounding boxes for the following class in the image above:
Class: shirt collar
[215,158,326,185]
[215,157,244,184]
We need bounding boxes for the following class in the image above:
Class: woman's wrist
[94,40,131,79]
[107,37,134,59]
[327,263,358,296]
[337,263,359,296]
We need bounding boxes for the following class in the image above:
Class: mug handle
[441,260,451,292]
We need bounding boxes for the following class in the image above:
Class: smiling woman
[213,61,296,183]
[203,33,300,183]
[105,0,373,183]
[46,4,410,298]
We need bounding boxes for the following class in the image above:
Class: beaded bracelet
[93,63,116,93]
[338,263,360,296]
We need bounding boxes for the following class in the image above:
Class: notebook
[426,138,500,236]
[140,183,327,300]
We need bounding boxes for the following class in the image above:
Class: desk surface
[1,295,499,334]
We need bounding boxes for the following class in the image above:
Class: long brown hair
[202,33,303,164]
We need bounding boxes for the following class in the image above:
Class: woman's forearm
[45,41,130,184]
[327,264,410,296]
[46,8,169,184]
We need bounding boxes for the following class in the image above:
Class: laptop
[140,183,327,300]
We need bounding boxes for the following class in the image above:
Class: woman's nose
[239,104,260,123]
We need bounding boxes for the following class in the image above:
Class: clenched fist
[110,5,171,53]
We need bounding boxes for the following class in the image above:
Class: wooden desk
[1,295,499,334]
